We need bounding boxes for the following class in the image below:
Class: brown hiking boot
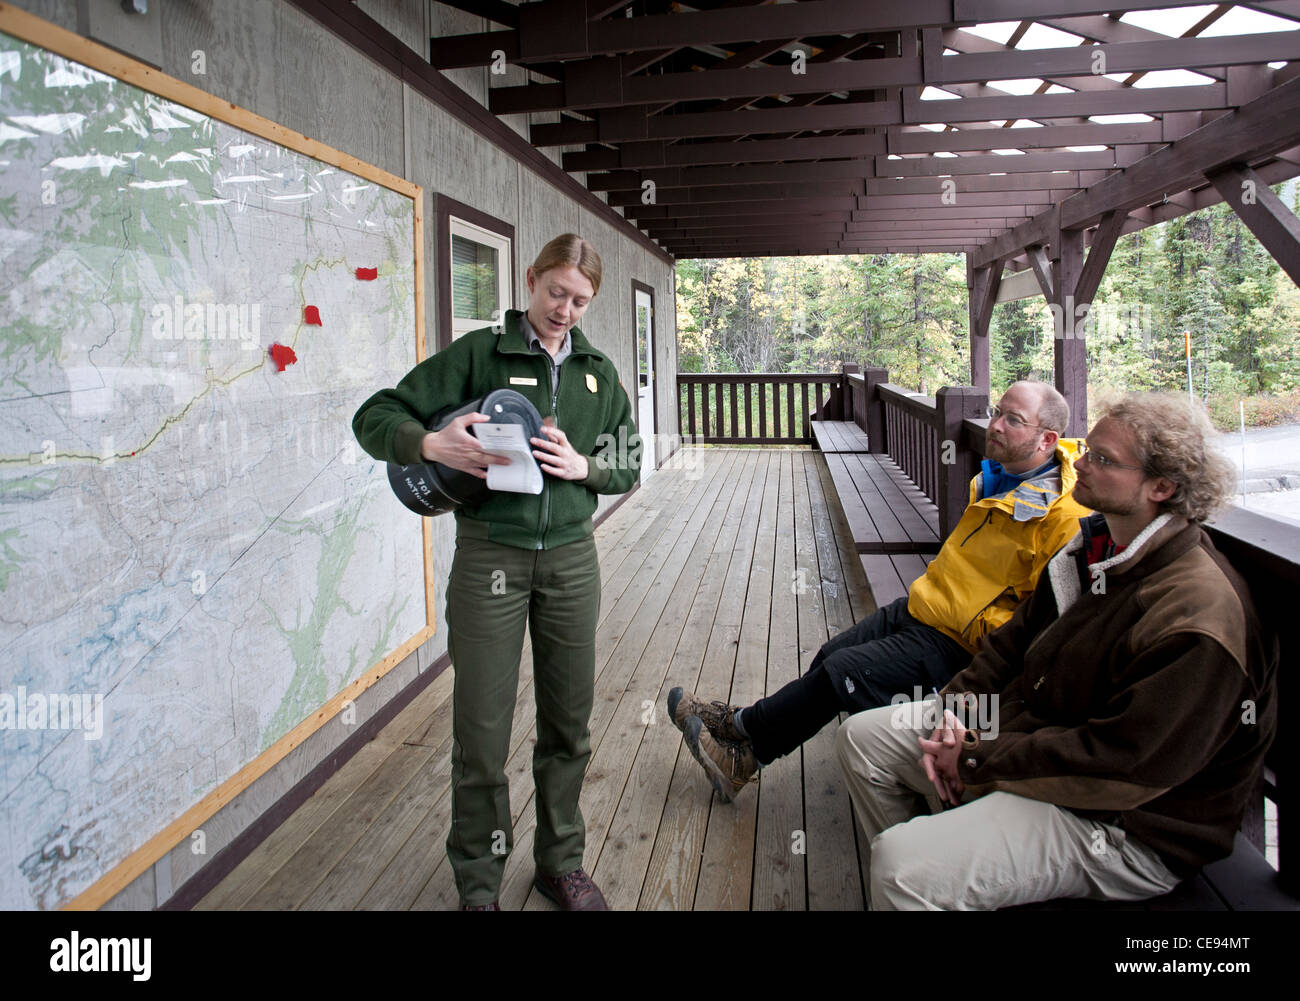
[682,714,759,803]
[667,687,744,742]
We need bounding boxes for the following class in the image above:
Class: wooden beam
[531,99,899,145]
[585,158,877,191]
[904,83,1227,124]
[1206,164,1300,289]
[1075,209,1126,305]
[439,0,1232,65]
[935,32,1300,85]
[1027,244,1055,298]
[972,75,1300,266]
[876,150,1116,176]
[563,133,885,171]
[1062,75,1300,230]
[889,121,1164,154]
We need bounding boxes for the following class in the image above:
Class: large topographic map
[0,28,426,908]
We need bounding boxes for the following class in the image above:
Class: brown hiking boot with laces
[667,686,744,742]
[682,714,759,803]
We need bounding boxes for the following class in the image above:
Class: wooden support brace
[1206,164,1300,290]
[1075,209,1127,306]
[1027,244,1055,299]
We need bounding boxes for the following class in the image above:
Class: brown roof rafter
[429,0,1224,67]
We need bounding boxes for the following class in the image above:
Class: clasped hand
[918,708,966,805]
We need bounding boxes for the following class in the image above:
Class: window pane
[451,234,499,321]
[637,304,650,388]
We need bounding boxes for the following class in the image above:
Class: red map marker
[303,305,322,325]
[269,343,298,372]
[355,267,378,280]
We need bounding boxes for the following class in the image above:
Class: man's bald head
[1009,380,1069,434]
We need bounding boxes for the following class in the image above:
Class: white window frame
[449,216,512,340]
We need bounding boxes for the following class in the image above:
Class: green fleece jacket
[352,309,641,549]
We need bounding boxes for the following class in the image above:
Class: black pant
[743,596,971,764]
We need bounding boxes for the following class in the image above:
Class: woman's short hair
[1100,392,1236,522]
[531,233,602,296]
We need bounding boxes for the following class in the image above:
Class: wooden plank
[694,451,781,909]
[874,452,938,544]
[861,455,943,545]
[1143,873,1230,911]
[752,453,806,910]
[822,454,885,550]
[860,555,909,608]
[515,449,747,909]
[641,454,773,909]
[592,454,764,909]
[809,454,881,904]
[242,742,438,909]
[811,455,874,630]
[194,667,455,910]
[510,449,747,909]
[297,735,453,909]
[797,452,865,910]
[835,454,924,553]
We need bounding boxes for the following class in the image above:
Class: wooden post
[966,255,1000,397]
[1051,226,1088,438]
[864,366,887,454]
[840,362,860,424]
[935,386,988,540]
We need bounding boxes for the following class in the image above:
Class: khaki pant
[444,534,601,906]
[835,701,1181,910]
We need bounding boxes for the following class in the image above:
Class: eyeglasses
[986,405,1045,432]
[1077,443,1145,473]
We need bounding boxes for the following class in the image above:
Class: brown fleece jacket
[942,511,1277,878]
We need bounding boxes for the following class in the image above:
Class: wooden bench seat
[810,419,871,453]
[823,452,942,554]
[858,552,933,607]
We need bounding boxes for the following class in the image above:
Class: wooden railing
[843,366,987,538]
[677,373,840,444]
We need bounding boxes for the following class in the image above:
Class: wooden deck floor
[197,447,878,911]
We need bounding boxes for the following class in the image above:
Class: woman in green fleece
[352,234,641,910]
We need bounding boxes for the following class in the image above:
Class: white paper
[477,422,543,495]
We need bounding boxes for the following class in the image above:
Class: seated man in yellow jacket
[669,380,1090,802]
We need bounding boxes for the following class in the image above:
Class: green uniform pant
[444,534,601,905]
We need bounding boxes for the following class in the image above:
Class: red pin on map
[303,305,322,325]
[269,343,298,372]
[355,267,378,281]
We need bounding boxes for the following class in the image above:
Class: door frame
[631,278,658,472]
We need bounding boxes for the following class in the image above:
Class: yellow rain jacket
[907,439,1090,653]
